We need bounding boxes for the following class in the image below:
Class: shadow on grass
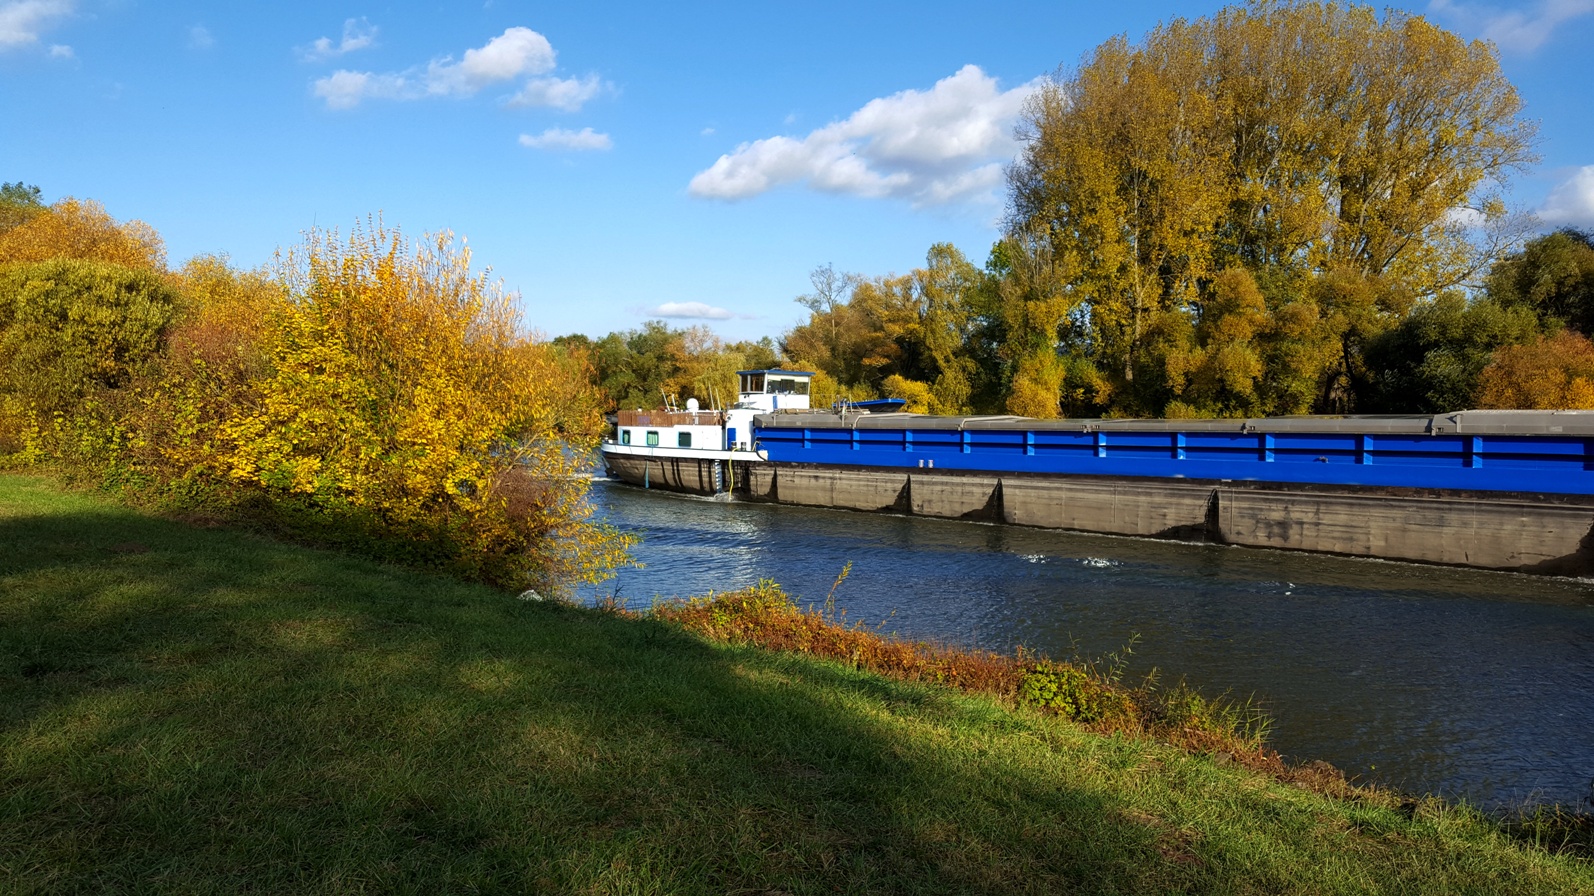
[1,486,1586,895]
[0,496,1182,895]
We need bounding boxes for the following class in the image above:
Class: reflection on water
[580,478,1594,810]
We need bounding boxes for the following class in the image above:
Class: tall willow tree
[1007,0,1535,416]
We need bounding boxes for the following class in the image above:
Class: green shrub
[1018,661,1134,724]
[0,259,178,456]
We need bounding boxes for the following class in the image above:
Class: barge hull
[740,463,1594,575]
[603,452,728,496]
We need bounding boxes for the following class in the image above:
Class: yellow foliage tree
[1008,1,1534,414]
[209,222,629,589]
[881,374,933,414]
[0,198,167,271]
[1006,351,1067,419]
[1476,331,1594,410]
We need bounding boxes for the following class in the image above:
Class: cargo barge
[599,370,1594,574]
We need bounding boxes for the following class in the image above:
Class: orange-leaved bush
[0,198,167,272]
[1477,330,1594,410]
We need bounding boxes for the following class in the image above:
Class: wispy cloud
[1539,166,1594,228]
[1428,0,1594,53]
[0,0,73,51]
[647,302,735,321]
[689,64,1040,208]
[188,25,214,50]
[302,17,376,61]
[314,26,609,112]
[519,127,612,151]
[507,74,606,112]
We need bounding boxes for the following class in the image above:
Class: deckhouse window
[620,430,631,445]
[646,431,660,447]
[678,432,692,448]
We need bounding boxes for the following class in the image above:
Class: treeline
[0,183,627,591]
[574,2,1594,419]
[573,227,1594,419]
[551,324,779,411]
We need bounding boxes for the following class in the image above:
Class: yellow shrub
[880,374,932,414]
[220,221,630,587]
[125,256,283,477]
[150,223,632,589]
[0,198,166,271]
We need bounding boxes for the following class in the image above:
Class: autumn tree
[791,263,861,379]
[1007,0,1535,416]
[912,243,983,413]
[1477,330,1594,410]
[981,232,1105,418]
[668,326,773,408]
[784,268,915,395]
[782,245,994,413]
[0,197,167,271]
[126,255,286,476]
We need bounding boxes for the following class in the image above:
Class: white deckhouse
[599,369,813,494]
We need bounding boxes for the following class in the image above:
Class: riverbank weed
[1504,803,1594,860]
[649,581,1284,771]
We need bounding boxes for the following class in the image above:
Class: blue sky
[4,1,1593,343]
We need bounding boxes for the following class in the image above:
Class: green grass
[1,473,1590,895]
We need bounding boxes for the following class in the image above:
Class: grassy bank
[2,474,1590,894]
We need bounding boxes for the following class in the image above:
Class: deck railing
[616,410,723,428]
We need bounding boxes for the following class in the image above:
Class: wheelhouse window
[678,432,692,448]
[769,377,809,396]
[646,431,660,447]
[740,372,766,394]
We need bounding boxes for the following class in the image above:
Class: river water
[578,477,1594,811]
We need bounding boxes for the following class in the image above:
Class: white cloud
[313,26,560,108]
[188,25,214,50]
[1428,0,1594,53]
[427,26,553,95]
[303,17,376,61]
[689,64,1040,207]
[648,302,735,321]
[0,0,73,51]
[519,127,612,151]
[507,74,604,111]
[46,41,68,57]
[314,70,390,109]
[1444,206,1489,228]
[1539,166,1594,228]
